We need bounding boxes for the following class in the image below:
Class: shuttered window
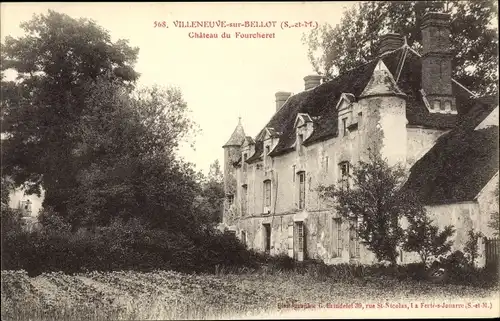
[298,172,306,209]
[263,180,271,208]
[333,218,342,257]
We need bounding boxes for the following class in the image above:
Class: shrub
[464,229,484,268]
[1,218,261,276]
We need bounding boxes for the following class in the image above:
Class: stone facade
[222,12,498,265]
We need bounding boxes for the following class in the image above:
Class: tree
[319,151,423,266]
[195,160,225,226]
[464,229,484,268]
[487,183,499,237]
[62,78,199,230]
[303,0,498,95]
[403,211,455,267]
[1,10,140,216]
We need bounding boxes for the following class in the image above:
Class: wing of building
[221,12,498,265]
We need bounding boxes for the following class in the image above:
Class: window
[450,101,457,111]
[432,100,441,111]
[349,218,360,259]
[324,156,329,171]
[241,184,248,216]
[263,223,271,254]
[227,194,234,206]
[298,172,306,210]
[342,117,348,136]
[294,221,305,261]
[297,222,304,252]
[297,134,304,155]
[263,180,272,210]
[358,112,363,127]
[241,230,247,246]
[333,218,342,257]
[243,153,248,172]
[19,200,32,215]
[339,162,350,190]
[292,165,296,182]
[265,145,270,155]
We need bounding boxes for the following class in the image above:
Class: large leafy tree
[65,79,198,229]
[1,11,201,231]
[1,10,140,215]
[303,0,498,95]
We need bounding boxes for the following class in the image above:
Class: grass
[2,269,499,320]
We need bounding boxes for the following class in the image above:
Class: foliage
[194,160,225,226]
[464,229,484,268]
[487,182,499,237]
[1,176,14,205]
[1,10,200,230]
[403,211,455,267]
[61,78,199,229]
[303,0,498,95]
[1,10,140,209]
[1,217,258,275]
[319,151,422,265]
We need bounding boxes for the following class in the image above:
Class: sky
[1,2,354,175]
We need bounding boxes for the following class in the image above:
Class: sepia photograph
[1,1,499,320]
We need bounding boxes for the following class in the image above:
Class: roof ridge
[452,79,478,98]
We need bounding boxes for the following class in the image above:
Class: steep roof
[404,124,498,205]
[244,45,478,161]
[223,118,246,147]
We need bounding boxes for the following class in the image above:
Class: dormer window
[342,118,348,136]
[265,145,270,155]
[432,100,442,111]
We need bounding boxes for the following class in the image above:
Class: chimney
[275,91,292,111]
[378,33,404,56]
[420,12,455,111]
[304,75,322,90]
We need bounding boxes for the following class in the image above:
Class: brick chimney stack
[378,33,404,56]
[420,12,456,112]
[275,91,292,111]
[304,75,322,91]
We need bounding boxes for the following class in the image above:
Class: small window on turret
[243,153,248,172]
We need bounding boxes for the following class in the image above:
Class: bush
[438,250,499,286]
[1,218,259,276]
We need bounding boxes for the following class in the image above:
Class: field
[2,269,499,320]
